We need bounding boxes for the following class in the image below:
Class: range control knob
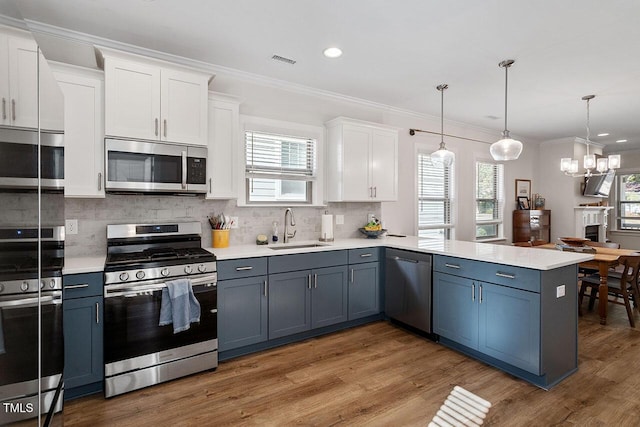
[136,271,145,280]
[21,281,30,292]
[197,264,206,273]
[184,265,193,274]
[41,280,45,289]
[119,272,129,282]
[161,268,170,277]
[0,283,4,293]
[49,279,57,289]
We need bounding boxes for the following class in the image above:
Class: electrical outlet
[556,285,566,298]
[230,216,239,229]
[65,219,78,235]
[335,215,344,225]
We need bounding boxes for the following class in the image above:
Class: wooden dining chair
[579,255,640,327]
[579,241,621,277]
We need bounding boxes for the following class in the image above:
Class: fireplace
[574,207,613,243]
[585,225,599,242]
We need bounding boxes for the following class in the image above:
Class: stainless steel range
[0,226,65,424]
[103,222,217,398]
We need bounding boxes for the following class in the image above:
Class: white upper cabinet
[326,117,398,202]
[0,27,38,128]
[54,64,105,198]
[98,47,211,146]
[206,93,240,199]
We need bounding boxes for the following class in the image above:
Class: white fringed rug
[429,386,492,426]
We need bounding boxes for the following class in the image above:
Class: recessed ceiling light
[597,133,609,137]
[616,139,628,143]
[323,47,343,58]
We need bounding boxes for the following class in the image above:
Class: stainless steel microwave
[0,127,64,190]
[105,138,207,194]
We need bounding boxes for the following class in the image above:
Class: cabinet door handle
[155,118,159,136]
[495,272,515,279]
[235,266,253,271]
[96,302,100,324]
[64,284,89,290]
[308,274,312,290]
[374,186,377,198]
[2,98,5,120]
[163,119,167,137]
[479,285,483,304]
[360,253,372,258]
[181,151,187,190]
[98,172,102,191]
[350,268,354,283]
[263,280,267,297]
[12,99,16,121]
[444,263,461,269]
[472,283,475,302]
[209,178,212,193]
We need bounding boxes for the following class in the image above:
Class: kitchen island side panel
[540,264,579,385]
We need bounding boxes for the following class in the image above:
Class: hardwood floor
[64,304,640,426]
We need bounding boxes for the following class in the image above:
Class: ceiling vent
[272,55,296,65]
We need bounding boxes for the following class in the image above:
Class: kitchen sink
[268,244,328,250]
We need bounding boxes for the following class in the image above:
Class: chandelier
[560,95,620,177]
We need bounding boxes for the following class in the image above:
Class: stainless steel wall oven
[0,226,65,424]
[103,222,217,398]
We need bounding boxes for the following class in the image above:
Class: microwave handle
[181,151,187,190]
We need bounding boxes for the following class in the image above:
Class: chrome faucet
[284,208,296,243]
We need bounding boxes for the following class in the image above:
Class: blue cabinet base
[438,336,577,390]
[219,314,383,362]
[64,382,103,401]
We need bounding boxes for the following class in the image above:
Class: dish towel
[159,278,201,334]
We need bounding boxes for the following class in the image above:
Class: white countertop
[206,236,594,270]
[63,256,106,275]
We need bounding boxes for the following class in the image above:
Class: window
[617,173,640,230]
[245,131,316,203]
[475,161,504,239]
[417,151,453,239]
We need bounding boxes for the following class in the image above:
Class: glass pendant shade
[431,142,455,167]
[596,158,608,173]
[490,131,523,161]
[608,154,621,169]
[583,153,596,170]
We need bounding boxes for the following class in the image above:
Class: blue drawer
[218,257,268,280]
[63,272,103,299]
[433,255,540,293]
[348,247,380,264]
[269,250,348,274]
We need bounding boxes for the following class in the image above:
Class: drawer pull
[495,272,515,279]
[65,284,89,290]
[360,253,372,258]
[235,266,253,271]
[444,263,461,269]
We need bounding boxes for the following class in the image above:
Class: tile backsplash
[64,195,381,257]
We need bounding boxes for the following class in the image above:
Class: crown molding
[0,15,29,31]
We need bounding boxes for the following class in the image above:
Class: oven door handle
[105,275,217,298]
[0,293,62,309]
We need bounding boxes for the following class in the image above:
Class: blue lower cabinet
[311,266,348,329]
[63,295,103,393]
[218,276,268,351]
[433,272,478,349]
[268,270,312,339]
[348,262,380,320]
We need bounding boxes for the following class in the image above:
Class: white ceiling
[12,0,640,146]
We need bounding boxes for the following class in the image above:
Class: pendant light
[490,59,523,161]
[560,95,621,177]
[430,84,455,167]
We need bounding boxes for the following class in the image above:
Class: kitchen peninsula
[208,236,593,389]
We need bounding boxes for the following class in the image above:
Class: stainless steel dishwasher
[385,248,432,334]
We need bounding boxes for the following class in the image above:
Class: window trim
[238,115,325,207]
[615,172,640,231]
[475,160,504,241]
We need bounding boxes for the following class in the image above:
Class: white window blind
[417,152,453,239]
[245,131,316,203]
[475,162,504,239]
[617,173,640,230]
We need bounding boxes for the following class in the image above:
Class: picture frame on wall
[518,196,530,210]
[515,179,531,201]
